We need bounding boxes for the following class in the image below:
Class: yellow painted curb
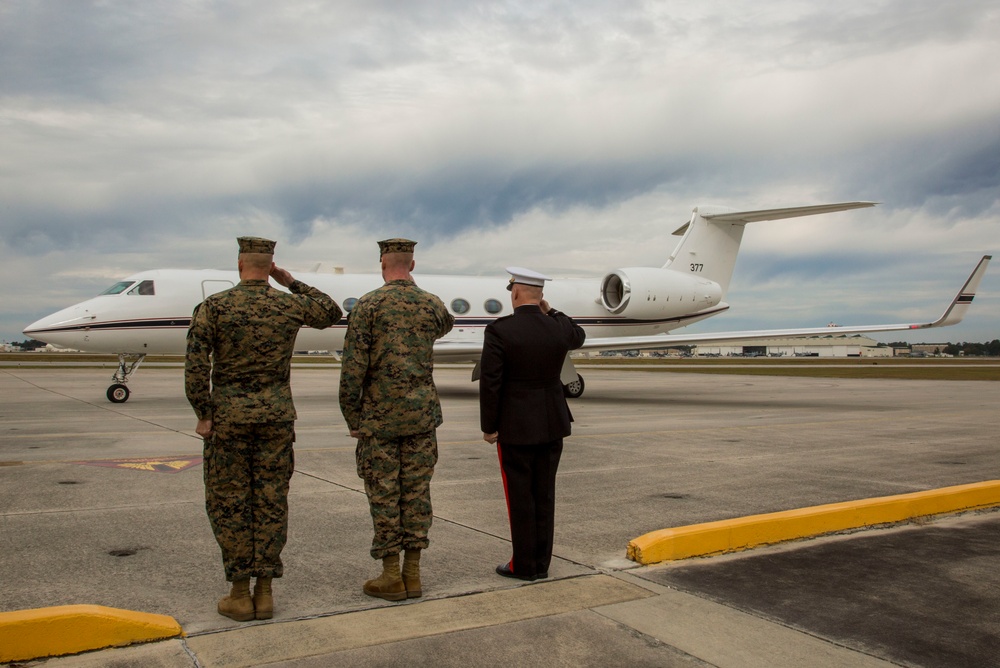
[627,480,1000,565]
[0,605,183,663]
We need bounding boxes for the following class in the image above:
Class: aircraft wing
[579,255,991,352]
[432,340,489,363]
[430,255,989,360]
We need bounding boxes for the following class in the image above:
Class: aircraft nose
[23,314,53,337]
[22,307,96,341]
[22,318,51,344]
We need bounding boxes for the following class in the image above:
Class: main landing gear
[471,362,587,399]
[562,373,585,399]
[106,353,146,403]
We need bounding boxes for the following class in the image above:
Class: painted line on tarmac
[72,456,203,473]
[0,605,182,663]
[627,479,1000,564]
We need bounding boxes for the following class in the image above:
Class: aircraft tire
[107,383,130,403]
[563,374,585,399]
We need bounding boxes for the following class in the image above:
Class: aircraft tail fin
[664,201,877,297]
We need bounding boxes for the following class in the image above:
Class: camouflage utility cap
[378,238,417,256]
[238,236,277,254]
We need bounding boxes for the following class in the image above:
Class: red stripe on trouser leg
[497,442,514,571]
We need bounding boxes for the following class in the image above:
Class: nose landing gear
[106,353,146,403]
[107,383,130,403]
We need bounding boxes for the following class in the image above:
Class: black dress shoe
[536,571,549,579]
[496,563,537,581]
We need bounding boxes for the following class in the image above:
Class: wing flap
[432,340,487,363]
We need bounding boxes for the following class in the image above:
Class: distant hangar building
[693,334,890,358]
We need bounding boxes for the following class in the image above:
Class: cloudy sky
[2,0,998,345]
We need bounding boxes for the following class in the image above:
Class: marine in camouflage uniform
[185,236,341,621]
[339,238,454,601]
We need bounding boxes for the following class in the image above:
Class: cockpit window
[127,280,155,296]
[101,281,136,295]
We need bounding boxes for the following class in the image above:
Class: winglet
[914,255,992,330]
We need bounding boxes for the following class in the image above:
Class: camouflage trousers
[357,431,438,560]
[204,421,294,581]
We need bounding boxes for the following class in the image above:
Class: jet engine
[599,267,722,319]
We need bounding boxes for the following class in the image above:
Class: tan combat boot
[363,554,407,601]
[253,576,273,620]
[402,549,422,598]
[218,578,254,622]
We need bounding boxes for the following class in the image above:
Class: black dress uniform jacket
[479,305,587,443]
[479,303,586,578]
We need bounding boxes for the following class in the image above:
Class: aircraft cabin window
[451,298,470,315]
[484,299,503,314]
[343,297,358,313]
[101,281,136,295]
[127,280,155,296]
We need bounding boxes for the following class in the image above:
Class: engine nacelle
[599,267,722,319]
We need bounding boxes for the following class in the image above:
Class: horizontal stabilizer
[704,201,878,223]
[672,201,877,236]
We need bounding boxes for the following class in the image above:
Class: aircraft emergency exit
[23,202,991,403]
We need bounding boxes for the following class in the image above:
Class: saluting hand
[270,264,295,288]
[539,299,552,314]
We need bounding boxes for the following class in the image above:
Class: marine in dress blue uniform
[479,267,586,580]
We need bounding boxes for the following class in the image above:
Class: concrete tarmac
[1,364,997,667]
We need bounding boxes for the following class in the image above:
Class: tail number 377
[690,263,704,272]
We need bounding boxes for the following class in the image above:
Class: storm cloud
[2,0,998,342]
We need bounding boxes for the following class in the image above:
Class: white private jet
[23,202,991,403]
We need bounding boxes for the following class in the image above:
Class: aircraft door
[202,280,235,300]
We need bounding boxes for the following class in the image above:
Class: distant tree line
[942,341,1000,356]
[887,340,1000,356]
[7,339,48,350]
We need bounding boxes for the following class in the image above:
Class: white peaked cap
[505,266,552,291]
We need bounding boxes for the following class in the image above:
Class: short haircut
[240,252,272,272]
[518,284,544,299]
[382,252,414,271]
